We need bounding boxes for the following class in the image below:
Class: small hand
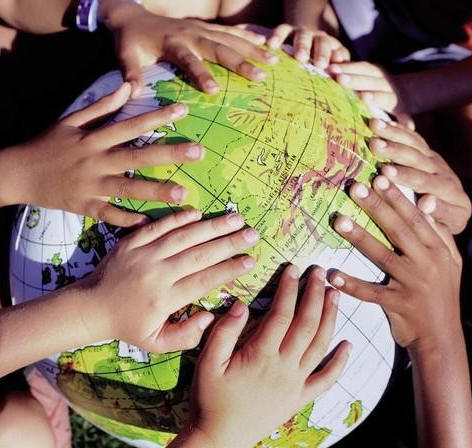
[329,62,413,126]
[83,210,259,353]
[369,119,471,234]
[179,265,351,448]
[103,4,277,97]
[267,24,349,69]
[329,177,462,353]
[14,83,201,227]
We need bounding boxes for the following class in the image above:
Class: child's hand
[329,177,462,354]
[9,83,201,227]
[369,119,471,234]
[102,4,277,97]
[174,266,351,448]
[329,62,413,125]
[267,24,350,69]
[83,210,259,353]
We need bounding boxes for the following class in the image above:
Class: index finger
[370,119,430,155]
[249,265,300,355]
[91,103,189,148]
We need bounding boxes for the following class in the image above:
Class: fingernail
[227,213,244,229]
[252,68,266,80]
[204,80,219,94]
[375,176,390,190]
[171,186,187,201]
[336,216,353,233]
[265,53,278,64]
[331,276,345,288]
[297,50,309,62]
[383,165,398,178]
[315,267,326,281]
[316,57,328,69]
[363,92,374,102]
[242,257,256,269]
[329,64,342,74]
[268,38,280,48]
[170,103,188,119]
[138,215,151,225]
[288,265,300,279]
[352,183,369,199]
[375,119,387,129]
[420,196,436,214]
[339,74,351,84]
[198,314,215,330]
[186,145,203,160]
[331,290,340,305]
[186,209,202,220]
[229,300,246,317]
[346,341,353,354]
[371,138,387,152]
[243,228,260,243]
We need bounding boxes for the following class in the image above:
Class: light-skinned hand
[5,83,202,227]
[81,209,259,353]
[329,177,462,354]
[101,3,277,97]
[329,62,414,127]
[171,265,351,448]
[369,119,471,234]
[267,24,349,69]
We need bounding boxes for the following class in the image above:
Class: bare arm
[283,0,328,29]
[400,56,472,114]
[0,0,74,33]
[410,335,472,448]
[0,284,97,378]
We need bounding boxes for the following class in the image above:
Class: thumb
[62,82,131,127]
[198,301,249,375]
[121,51,144,99]
[151,311,215,353]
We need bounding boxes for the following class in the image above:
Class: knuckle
[367,191,383,212]
[379,249,396,269]
[146,219,163,235]
[271,312,292,329]
[116,179,130,198]
[96,206,110,223]
[296,317,316,339]
[371,286,387,304]
[183,330,202,349]
[237,61,252,74]
[191,249,207,266]
[406,208,425,228]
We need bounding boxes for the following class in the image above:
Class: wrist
[0,145,32,207]
[99,0,145,28]
[407,324,465,362]
[71,274,115,343]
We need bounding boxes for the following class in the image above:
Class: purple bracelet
[76,0,100,32]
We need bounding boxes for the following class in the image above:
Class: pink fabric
[26,368,72,448]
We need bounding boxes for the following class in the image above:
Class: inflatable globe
[10,50,395,447]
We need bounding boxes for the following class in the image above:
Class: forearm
[0,0,75,33]
[0,282,98,377]
[409,331,472,448]
[399,57,472,115]
[283,0,328,29]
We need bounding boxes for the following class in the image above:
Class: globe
[9,49,395,448]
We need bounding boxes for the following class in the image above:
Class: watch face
[76,0,99,32]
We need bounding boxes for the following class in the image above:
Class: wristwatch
[76,0,142,32]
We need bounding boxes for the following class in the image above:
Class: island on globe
[9,49,396,448]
